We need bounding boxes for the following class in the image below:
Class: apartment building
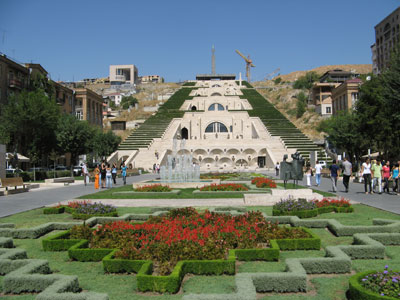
[331,78,362,115]
[310,69,358,116]
[141,75,164,83]
[372,6,400,74]
[109,65,138,85]
[0,54,29,112]
[74,88,103,127]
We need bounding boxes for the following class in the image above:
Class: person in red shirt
[382,161,391,194]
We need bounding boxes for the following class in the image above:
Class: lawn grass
[78,185,247,199]
[1,204,400,299]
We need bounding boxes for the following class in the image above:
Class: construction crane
[264,68,281,81]
[235,50,255,82]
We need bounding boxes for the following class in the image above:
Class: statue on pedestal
[280,152,305,188]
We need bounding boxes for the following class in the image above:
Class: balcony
[8,79,23,89]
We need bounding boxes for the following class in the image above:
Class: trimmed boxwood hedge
[348,270,399,300]
[273,206,354,218]
[43,205,118,220]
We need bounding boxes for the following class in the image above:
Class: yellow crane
[235,50,255,82]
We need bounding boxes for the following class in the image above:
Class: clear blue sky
[1,0,399,82]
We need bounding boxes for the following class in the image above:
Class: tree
[293,71,319,89]
[92,130,121,160]
[274,77,282,85]
[120,96,138,110]
[295,91,307,118]
[0,89,60,161]
[56,114,95,167]
[318,112,365,161]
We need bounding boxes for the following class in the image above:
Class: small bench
[0,177,28,195]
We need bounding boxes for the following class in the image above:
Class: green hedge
[273,206,354,218]
[72,211,118,220]
[43,206,65,214]
[43,206,118,220]
[348,270,399,300]
[68,240,113,262]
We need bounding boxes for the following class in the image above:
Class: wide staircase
[118,88,196,151]
[241,88,331,163]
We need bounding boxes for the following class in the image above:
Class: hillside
[253,64,372,141]
[274,64,372,82]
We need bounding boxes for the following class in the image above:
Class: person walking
[341,157,352,193]
[100,162,106,188]
[392,163,399,194]
[94,164,100,189]
[121,162,127,185]
[112,163,117,185]
[305,164,312,187]
[81,162,89,186]
[382,160,391,194]
[314,160,323,187]
[275,162,280,176]
[361,158,372,194]
[106,163,112,188]
[371,159,383,194]
[329,159,340,192]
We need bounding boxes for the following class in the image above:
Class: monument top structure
[195,74,236,80]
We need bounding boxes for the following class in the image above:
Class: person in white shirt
[81,162,89,186]
[361,158,372,194]
[314,161,323,186]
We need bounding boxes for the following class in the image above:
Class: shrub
[274,77,282,85]
[133,184,172,192]
[251,177,277,188]
[274,197,317,212]
[74,202,116,215]
[70,224,93,240]
[200,183,248,191]
[314,197,351,208]
[359,266,400,298]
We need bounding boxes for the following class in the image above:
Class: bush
[274,77,282,85]
[274,197,317,212]
[200,183,249,191]
[251,177,277,188]
[293,71,319,89]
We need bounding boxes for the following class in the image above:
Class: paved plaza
[1,171,400,218]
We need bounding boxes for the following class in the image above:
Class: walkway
[1,171,400,218]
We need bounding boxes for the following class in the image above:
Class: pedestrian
[100,162,106,188]
[112,163,117,185]
[94,164,100,189]
[371,159,383,194]
[155,150,159,160]
[361,158,372,194]
[81,162,89,186]
[153,163,156,174]
[121,162,127,185]
[305,164,312,187]
[156,164,160,174]
[314,160,323,186]
[382,160,391,194]
[392,163,399,194]
[106,163,112,188]
[341,157,352,193]
[329,159,340,192]
[275,162,280,176]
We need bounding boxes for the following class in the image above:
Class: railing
[8,79,22,89]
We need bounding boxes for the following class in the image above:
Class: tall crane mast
[235,50,255,82]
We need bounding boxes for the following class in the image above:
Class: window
[208,103,224,111]
[326,107,331,114]
[205,122,228,133]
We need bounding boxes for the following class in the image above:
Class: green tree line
[0,88,121,168]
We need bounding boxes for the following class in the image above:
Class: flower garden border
[2,208,400,299]
[43,205,118,220]
[348,270,399,300]
[112,189,181,196]
[273,206,354,218]
[41,226,320,293]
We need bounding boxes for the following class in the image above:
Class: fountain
[160,139,200,183]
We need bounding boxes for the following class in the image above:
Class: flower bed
[251,177,277,188]
[273,197,353,218]
[133,184,172,192]
[349,266,400,299]
[200,172,240,180]
[43,200,118,220]
[199,183,248,191]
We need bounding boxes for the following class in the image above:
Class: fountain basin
[132,179,220,189]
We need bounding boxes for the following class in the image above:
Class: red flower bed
[133,184,172,192]
[74,208,309,275]
[313,197,351,208]
[199,183,248,191]
[67,200,91,209]
[251,177,277,188]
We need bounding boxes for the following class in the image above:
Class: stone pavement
[0,173,158,218]
[1,171,400,218]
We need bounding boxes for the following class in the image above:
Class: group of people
[153,163,160,174]
[361,158,400,195]
[82,161,128,189]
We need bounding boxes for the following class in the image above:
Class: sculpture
[280,152,305,188]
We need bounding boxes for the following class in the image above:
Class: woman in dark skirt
[100,162,107,188]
